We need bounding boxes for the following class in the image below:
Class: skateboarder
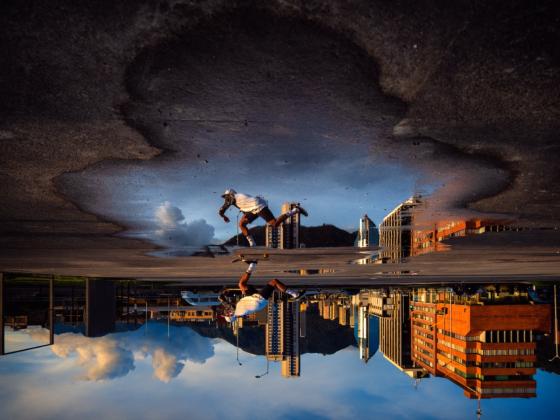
[223,260,301,323]
[218,189,308,247]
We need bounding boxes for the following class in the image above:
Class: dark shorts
[246,284,275,300]
[243,207,275,224]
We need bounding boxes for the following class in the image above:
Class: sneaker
[231,255,258,264]
[246,235,256,247]
[295,205,308,217]
[286,288,305,300]
[231,255,243,263]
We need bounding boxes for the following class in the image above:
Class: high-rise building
[299,303,308,338]
[266,294,284,361]
[356,214,379,248]
[85,279,116,337]
[265,222,280,248]
[379,292,425,377]
[366,290,394,318]
[280,202,300,249]
[355,305,379,363]
[265,292,301,376]
[410,288,551,399]
[412,219,512,257]
[265,202,301,249]
[281,299,301,378]
[379,196,421,261]
[338,306,349,326]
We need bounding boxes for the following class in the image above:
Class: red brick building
[411,289,551,399]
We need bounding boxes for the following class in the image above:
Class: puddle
[56,12,508,253]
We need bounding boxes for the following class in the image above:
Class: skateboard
[231,253,270,263]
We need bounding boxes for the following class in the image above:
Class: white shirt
[234,294,268,317]
[234,193,267,214]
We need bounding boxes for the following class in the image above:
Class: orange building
[411,289,551,399]
[412,219,513,256]
[169,307,215,322]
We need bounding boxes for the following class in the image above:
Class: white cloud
[13,323,214,383]
[50,334,135,381]
[154,201,215,247]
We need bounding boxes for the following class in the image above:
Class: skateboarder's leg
[268,278,287,293]
[258,205,307,229]
[239,212,258,246]
[268,278,301,299]
[239,213,251,237]
[238,261,257,294]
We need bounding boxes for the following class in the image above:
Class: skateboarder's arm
[218,195,235,222]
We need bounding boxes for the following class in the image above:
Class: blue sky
[1,323,558,420]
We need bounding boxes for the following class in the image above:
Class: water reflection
[376,195,516,263]
[2,274,558,401]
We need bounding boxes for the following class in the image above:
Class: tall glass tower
[356,214,379,248]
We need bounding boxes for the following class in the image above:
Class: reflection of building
[1,274,55,355]
[282,299,301,378]
[411,288,551,399]
[412,220,467,256]
[356,214,379,248]
[169,307,214,322]
[355,305,379,363]
[319,299,339,321]
[338,306,350,326]
[379,292,425,378]
[266,202,300,249]
[265,292,303,377]
[266,296,284,361]
[379,196,421,261]
[366,290,394,318]
[299,302,308,338]
[412,219,512,256]
[85,279,116,337]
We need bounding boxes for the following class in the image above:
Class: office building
[355,305,379,363]
[356,214,379,248]
[266,294,284,361]
[380,292,410,366]
[379,196,421,261]
[265,292,301,377]
[281,299,301,377]
[169,307,214,322]
[265,202,301,249]
[410,288,551,399]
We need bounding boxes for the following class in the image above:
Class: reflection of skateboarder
[219,189,307,247]
[224,260,301,323]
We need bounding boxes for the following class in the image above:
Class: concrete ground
[1,231,558,286]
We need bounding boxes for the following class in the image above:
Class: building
[366,290,394,318]
[265,222,280,248]
[410,288,551,399]
[338,306,350,326]
[265,292,302,377]
[412,220,467,256]
[266,202,301,249]
[379,291,426,377]
[281,299,301,378]
[169,307,215,322]
[412,219,513,256]
[299,302,308,338]
[355,305,379,363]
[356,214,379,248]
[379,196,421,261]
[266,295,284,361]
